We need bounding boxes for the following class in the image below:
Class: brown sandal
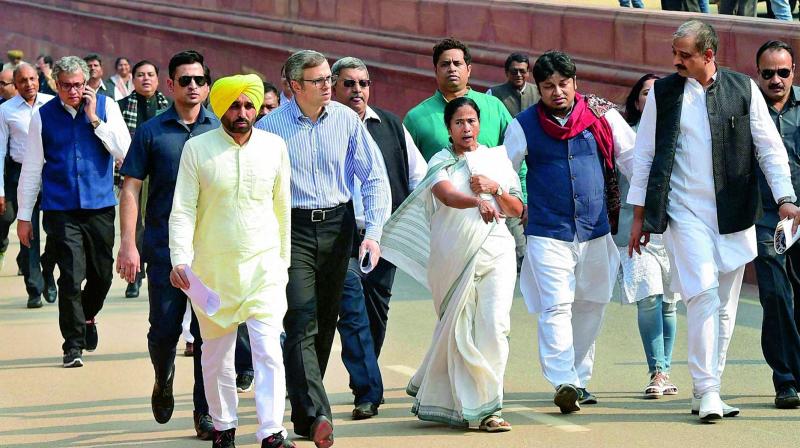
[479,415,512,433]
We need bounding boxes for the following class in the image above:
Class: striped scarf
[121,91,170,136]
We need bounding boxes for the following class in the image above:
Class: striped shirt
[255,98,391,242]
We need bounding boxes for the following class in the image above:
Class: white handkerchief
[183,266,221,316]
[774,218,800,254]
[359,250,374,274]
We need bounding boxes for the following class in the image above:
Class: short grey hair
[331,57,369,78]
[12,62,36,80]
[52,56,89,82]
[284,50,328,88]
[673,20,718,55]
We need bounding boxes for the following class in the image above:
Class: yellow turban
[7,50,23,59]
[209,74,264,117]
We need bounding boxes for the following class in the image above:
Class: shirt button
[574,194,579,199]
[574,215,578,219]
[568,155,574,160]
[571,176,576,181]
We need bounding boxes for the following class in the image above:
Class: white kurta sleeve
[749,79,796,203]
[16,112,44,221]
[504,119,527,172]
[404,125,428,190]
[273,140,292,265]
[626,89,657,207]
[93,99,131,161]
[605,108,636,180]
[169,139,200,267]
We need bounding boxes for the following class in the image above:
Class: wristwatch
[495,185,504,196]
[777,196,795,207]
[91,119,101,129]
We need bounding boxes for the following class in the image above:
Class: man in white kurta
[168,75,295,448]
[504,51,635,414]
[628,20,800,421]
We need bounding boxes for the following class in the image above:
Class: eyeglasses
[508,68,528,75]
[760,68,792,80]
[302,75,333,87]
[177,75,208,87]
[341,79,372,88]
[58,82,85,92]
[0,81,12,87]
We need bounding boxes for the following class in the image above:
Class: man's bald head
[0,69,17,100]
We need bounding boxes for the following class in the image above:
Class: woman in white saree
[381,97,524,432]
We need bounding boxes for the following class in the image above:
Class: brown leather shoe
[310,415,333,448]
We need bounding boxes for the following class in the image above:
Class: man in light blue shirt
[255,49,390,448]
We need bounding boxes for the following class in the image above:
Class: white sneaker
[691,394,740,418]
[698,392,723,421]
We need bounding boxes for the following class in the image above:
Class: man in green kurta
[404,38,527,268]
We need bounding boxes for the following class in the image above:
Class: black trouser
[718,0,756,15]
[43,207,115,352]
[235,322,253,376]
[661,0,701,11]
[362,258,397,358]
[755,223,800,392]
[5,159,56,297]
[147,262,208,413]
[285,205,353,434]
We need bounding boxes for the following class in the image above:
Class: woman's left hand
[469,175,498,195]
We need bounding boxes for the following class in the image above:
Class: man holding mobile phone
[16,56,130,368]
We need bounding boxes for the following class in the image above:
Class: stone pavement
[1,230,799,447]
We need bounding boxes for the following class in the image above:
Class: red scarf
[535,93,615,169]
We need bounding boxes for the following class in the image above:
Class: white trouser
[201,318,286,441]
[182,301,194,343]
[538,300,607,389]
[685,265,744,396]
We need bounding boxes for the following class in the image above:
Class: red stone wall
[2,0,799,117]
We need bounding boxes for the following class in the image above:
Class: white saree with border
[381,145,521,427]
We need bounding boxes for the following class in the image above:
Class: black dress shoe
[152,366,175,424]
[310,415,333,448]
[262,431,296,448]
[125,282,140,298]
[352,402,378,420]
[44,283,57,303]
[775,385,800,409]
[194,411,214,440]
[27,294,43,309]
[212,428,236,448]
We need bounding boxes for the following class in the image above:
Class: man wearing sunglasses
[487,53,540,118]
[16,56,130,368]
[752,40,800,410]
[256,50,390,448]
[116,50,217,439]
[628,21,800,421]
[330,56,427,420]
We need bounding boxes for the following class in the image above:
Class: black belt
[291,203,346,223]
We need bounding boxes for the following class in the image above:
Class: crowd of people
[0,15,799,448]
[621,0,798,21]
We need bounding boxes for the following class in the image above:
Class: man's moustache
[675,64,687,70]
[770,83,784,90]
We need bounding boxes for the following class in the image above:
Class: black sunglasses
[342,79,371,88]
[508,68,528,75]
[177,75,208,87]
[760,68,792,80]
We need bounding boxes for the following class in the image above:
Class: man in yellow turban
[3,50,24,71]
[169,73,295,448]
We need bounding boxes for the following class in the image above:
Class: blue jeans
[337,258,383,405]
[619,0,645,6]
[636,294,677,375]
[771,0,794,20]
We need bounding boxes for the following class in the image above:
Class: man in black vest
[331,56,427,419]
[628,20,800,422]
[752,40,800,409]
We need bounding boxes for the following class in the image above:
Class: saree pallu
[382,147,519,427]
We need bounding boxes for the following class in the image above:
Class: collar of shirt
[518,83,526,94]
[363,105,380,123]
[434,87,474,104]
[160,104,214,127]
[687,70,718,89]
[288,97,329,124]
[7,92,52,110]
[548,103,575,126]
[59,99,79,118]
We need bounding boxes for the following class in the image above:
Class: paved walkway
[1,229,799,447]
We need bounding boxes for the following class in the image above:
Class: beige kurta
[169,126,291,339]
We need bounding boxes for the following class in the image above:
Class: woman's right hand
[477,199,502,224]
